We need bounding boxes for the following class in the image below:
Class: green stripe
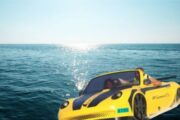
[117,108,129,113]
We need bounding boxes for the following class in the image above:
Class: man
[104,79,113,89]
[136,67,162,86]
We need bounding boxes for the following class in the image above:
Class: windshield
[83,71,140,94]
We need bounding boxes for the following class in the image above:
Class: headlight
[60,101,69,109]
[112,92,122,100]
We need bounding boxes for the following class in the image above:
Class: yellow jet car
[58,69,180,120]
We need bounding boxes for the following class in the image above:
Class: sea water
[0,44,180,120]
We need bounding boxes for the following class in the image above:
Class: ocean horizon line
[0,43,180,45]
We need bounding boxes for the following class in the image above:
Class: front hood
[59,85,133,120]
[73,85,132,110]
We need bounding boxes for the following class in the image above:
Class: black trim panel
[88,85,132,107]
[141,84,170,94]
[128,89,137,110]
[73,94,94,110]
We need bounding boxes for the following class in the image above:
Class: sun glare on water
[59,43,99,91]
[62,43,98,51]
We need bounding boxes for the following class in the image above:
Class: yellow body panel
[58,69,180,120]
[59,89,134,120]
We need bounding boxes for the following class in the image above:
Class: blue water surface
[0,44,180,120]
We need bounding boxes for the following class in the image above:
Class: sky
[0,0,180,44]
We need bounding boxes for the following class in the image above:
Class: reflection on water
[61,43,99,51]
[71,58,88,90]
[62,43,99,90]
